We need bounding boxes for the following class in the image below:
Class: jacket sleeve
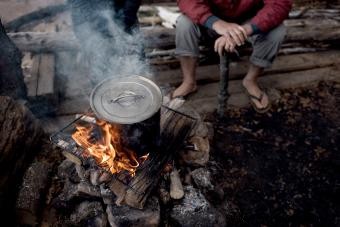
[250,0,292,33]
[177,0,213,25]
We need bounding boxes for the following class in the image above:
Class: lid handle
[108,91,145,107]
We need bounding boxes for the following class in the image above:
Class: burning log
[50,133,86,166]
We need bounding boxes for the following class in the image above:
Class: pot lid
[90,75,162,124]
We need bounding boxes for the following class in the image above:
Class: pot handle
[109,91,145,107]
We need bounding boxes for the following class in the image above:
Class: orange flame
[72,119,147,176]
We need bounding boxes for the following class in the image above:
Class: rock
[191,168,224,202]
[16,161,53,226]
[100,184,116,205]
[170,186,225,227]
[180,136,210,167]
[191,168,214,191]
[54,180,101,208]
[75,164,90,181]
[222,200,242,225]
[57,159,81,183]
[106,197,160,227]
[205,122,215,141]
[69,201,108,227]
[98,172,112,184]
[193,122,209,138]
[90,169,101,186]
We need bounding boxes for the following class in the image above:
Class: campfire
[72,118,148,176]
[50,76,197,210]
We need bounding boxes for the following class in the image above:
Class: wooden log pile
[51,106,196,209]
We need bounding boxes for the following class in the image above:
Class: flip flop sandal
[246,90,271,113]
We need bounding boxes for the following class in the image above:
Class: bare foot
[242,79,269,109]
[172,82,197,99]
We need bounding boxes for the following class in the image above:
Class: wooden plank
[35,22,56,97]
[185,66,340,114]
[7,17,340,52]
[25,54,41,97]
[153,50,340,86]
[36,53,55,96]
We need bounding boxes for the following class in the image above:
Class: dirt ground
[209,81,340,226]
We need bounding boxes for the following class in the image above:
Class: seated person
[174,0,292,113]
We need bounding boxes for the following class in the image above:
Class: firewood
[170,168,184,200]
[122,108,196,209]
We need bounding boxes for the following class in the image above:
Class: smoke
[70,2,151,86]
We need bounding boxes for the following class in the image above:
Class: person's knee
[266,24,287,45]
[176,15,200,36]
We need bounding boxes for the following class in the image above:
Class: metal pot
[90,75,163,156]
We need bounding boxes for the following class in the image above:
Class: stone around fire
[170,186,225,227]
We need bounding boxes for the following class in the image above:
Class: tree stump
[0,96,42,223]
[0,19,27,100]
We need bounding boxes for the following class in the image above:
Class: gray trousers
[175,15,286,68]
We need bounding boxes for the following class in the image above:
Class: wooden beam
[153,51,340,86]
[4,4,69,32]
[7,32,79,53]
[37,54,55,96]
[185,66,340,114]
[7,18,340,53]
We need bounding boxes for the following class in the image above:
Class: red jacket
[178,0,292,33]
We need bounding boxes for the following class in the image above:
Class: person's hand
[212,20,247,46]
[214,35,237,56]
[241,23,254,37]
